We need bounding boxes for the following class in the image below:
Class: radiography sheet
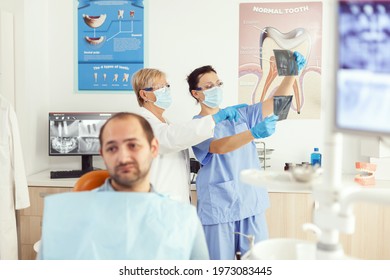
[273,95,293,121]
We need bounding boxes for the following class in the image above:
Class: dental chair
[73,170,110,192]
[34,170,110,256]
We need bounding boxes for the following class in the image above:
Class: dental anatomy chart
[77,0,144,91]
[239,2,322,119]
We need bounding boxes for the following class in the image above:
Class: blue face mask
[153,87,172,110]
[203,87,223,108]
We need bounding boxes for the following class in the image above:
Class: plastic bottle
[310,147,322,167]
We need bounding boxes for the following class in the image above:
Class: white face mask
[153,87,172,110]
[202,86,223,108]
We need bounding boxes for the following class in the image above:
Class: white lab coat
[139,107,215,203]
[0,95,30,260]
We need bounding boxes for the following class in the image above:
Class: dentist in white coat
[132,68,244,203]
[0,95,30,259]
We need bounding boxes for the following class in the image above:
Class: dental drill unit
[309,1,390,259]
[311,132,390,259]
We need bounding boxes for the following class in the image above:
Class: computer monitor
[335,0,390,136]
[49,112,114,173]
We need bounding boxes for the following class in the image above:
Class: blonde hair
[131,68,166,107]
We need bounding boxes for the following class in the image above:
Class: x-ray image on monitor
[337,70,390,133]
[336,0,390,135]
[49,112,113,156]
[49,121,80,154]
[48,112,113,175]
[79,137,100,154]
[50,137,78,154]
[50,120,79,138]
[78,120,105,153]
[338,1,390,72]
[79,120,105,137]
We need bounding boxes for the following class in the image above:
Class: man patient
[39,112,209,260]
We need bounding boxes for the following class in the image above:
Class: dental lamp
[310,0,390,260]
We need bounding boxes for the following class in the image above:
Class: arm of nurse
[150,115,216,154]
[261,76,295,118]
[209,130,254,154]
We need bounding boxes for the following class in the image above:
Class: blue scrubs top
[192,103,269,225]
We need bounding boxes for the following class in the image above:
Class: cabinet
[339,201,390,259]
[19,170,390,260]
[17,186,72,260]
[266,192,316,241]
[266,192,390,259]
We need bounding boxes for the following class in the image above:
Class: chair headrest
[73,170,110,192]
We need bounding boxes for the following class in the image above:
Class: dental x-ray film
[274,95,293,121]
[273,49,298,76]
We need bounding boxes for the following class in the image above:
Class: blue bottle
[311,147,322,167]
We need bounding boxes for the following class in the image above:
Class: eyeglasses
[143,84,170,92]
[196,81,223,91]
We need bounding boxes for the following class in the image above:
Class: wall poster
[239,2,322,119]
[77,0,144,92]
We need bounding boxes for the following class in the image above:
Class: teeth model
[354,162,377,186]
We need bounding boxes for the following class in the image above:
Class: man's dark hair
[99,112,154,147]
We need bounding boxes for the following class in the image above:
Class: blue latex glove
[250,114,279,139]
[293,51,306,74]
[212,104,248,123]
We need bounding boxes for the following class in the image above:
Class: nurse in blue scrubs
[186,53,305,259]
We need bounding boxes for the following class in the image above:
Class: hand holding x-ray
[273,49,306,76]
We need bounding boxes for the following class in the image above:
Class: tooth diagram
[113,74,118,82]
[258,27,311,114]
[85,36,105,45]
[122,73,129,82]
[259,27,311,68]
[83,14,107,28]
[118,10,124,20]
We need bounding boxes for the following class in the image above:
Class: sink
[242,238,316,260]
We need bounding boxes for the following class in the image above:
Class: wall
[3,0,369,175]
[0,9,15,106]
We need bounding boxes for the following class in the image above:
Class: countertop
[28,170,78,188]
[240,169,390,193]
[27,169,198,190]
[28,169,390,193]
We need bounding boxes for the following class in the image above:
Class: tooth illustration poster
[239,2,322,119]
[77,0,144,92]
